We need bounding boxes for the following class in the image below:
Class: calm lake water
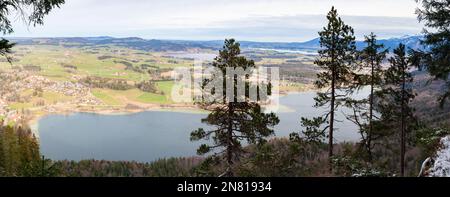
[38,90,368,162]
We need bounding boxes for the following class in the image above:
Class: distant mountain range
[8,35,425,52]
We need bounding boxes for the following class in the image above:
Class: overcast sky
[9,0,424,42]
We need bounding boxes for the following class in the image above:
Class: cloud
[8,0,423,41]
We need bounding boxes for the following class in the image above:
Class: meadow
[0,43,318,123]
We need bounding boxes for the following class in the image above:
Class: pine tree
[346,33,387,162]
[294,7,357,173]
[16,126,42,176]
[0,125,43,177]
[378,44,417,176]
[191,39,279,177]
[0,126,21,176]
[415,0,450,106]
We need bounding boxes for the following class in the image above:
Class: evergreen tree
[346,33,388,162]
[16,127,42,176]
[0,126,21,176]
[191,39,279,177]
[415,0,450,106]
[377,44,417,176]
[293,7,357,173]
[0,126,48,177]
[35,156,60,177]
[0,125,42,177]
[0,0,65,60]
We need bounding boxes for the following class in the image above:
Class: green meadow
[0,45,188,110]
[0,44,316,112]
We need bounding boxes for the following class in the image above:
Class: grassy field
[92,88,173,106]
[0,45,186,109]
[91,89,122,106]
[136,92,169,104]
[92,81,183,106]
[0,44,317,115]
[0,45,192,82]
[9,90,74,110]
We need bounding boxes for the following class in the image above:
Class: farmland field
[0,41,319,126]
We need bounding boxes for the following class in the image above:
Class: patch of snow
[352,169,383,177]
[429,136,450,177]
[418,157,432,177]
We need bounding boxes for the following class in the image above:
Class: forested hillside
[9,35,425,52]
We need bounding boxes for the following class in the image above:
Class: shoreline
[27,89,317,137]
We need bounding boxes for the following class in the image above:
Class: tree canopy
[191,39,279,177]
[416,0,450,106]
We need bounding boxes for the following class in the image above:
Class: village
[0,70,103,126]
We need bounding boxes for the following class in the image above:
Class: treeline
[80,76,135,90]
[135,81,159,94]
[191,138,430,177]
[80,76,161,94]
[55,157,202,177]
[0,123,59,177]
[56,135,446,177]
[113,60,146,73]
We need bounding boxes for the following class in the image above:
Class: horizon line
[5,34,424,44]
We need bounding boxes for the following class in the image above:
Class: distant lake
[38,89,369,162]
[249,48,319,55]
[165,52,217,61]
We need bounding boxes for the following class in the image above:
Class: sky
[8,0,424,42]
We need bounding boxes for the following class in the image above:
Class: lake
[38,90,368,162]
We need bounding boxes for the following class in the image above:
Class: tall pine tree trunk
[368,60,375,162]
[329,69,336,173]
[400,70,406,176]
[226,102,234,177]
